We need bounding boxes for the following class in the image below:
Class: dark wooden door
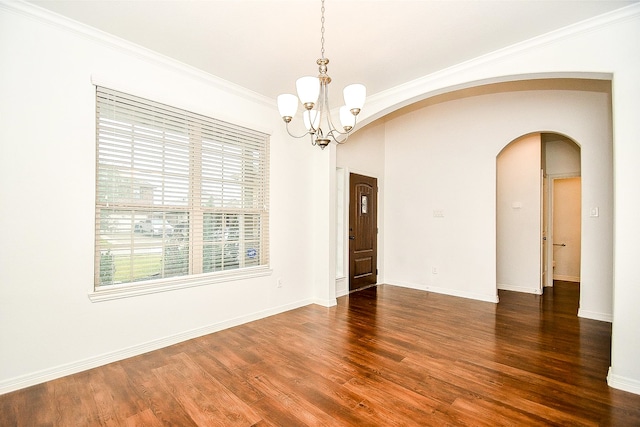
[349,173,377,291]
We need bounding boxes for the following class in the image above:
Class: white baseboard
[335,277,348,298]
[553,274,580,282]
[335,289,349,298]
[578,308,613,323]
[313,297,337,307]
[0,298,315,395]
[389,280,499,303]
[608,367,640,396]
[497,283,543,295]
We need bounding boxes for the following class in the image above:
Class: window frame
[90,86,270,302]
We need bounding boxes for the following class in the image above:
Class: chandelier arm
[326,111,361,143]
[306,112,319,135]
[284,122,313,139]
[326,128,349,144]
[324,108,343,135]
[326,131,345,144]
[327,112,359,136]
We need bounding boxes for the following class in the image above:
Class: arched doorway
[496,132,581,296]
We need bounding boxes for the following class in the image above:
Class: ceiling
[28,0,638,100]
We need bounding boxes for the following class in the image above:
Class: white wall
[497,134,542,294]
[545,135,581,175]
[382,87,613,307]
[311,144,338,306]
[0,3,318,392]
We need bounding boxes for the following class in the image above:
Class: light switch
[590,207,599,217]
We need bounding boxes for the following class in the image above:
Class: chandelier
[277,0,366,149]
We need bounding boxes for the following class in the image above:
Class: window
[94,86,269,298]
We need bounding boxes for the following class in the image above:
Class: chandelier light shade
[277,0,366,149]
[277,94,298,121]
[296,77,321,107]
[343,83,366,112]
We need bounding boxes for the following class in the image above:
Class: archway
[496,132,582,297]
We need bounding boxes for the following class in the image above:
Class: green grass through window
[112,253,162,283]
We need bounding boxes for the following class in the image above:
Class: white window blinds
[95,86,269,292]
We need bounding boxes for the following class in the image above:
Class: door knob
[349,236,356,240]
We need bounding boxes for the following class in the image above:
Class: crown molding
[364,2,640,121]
[0,0,274,108]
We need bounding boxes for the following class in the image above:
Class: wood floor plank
[242,364,340,426]
[122,408,163,427]
[84,368,130,426]
[449,396,548,426]
[187,345,266,405]
[249,394,315,427]
[167,352,263,426]
[1,383,53,427]
[49,375,97,426]
[2,281,640,426]
[119,353,199,427]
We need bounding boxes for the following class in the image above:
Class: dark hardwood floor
[2,282,640,426]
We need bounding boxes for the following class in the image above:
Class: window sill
[89,266,272,302]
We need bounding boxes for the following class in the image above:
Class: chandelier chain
[320,0,326,59]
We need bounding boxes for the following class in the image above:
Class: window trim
[91,84,271,302]
[88,265,272,302]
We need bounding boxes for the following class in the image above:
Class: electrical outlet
[277,278,283,288]
[432,267,438,274]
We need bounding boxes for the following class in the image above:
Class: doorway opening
[543,134,582,289]
[496,132,581,296]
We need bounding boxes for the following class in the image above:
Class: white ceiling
[28,0,638,100]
